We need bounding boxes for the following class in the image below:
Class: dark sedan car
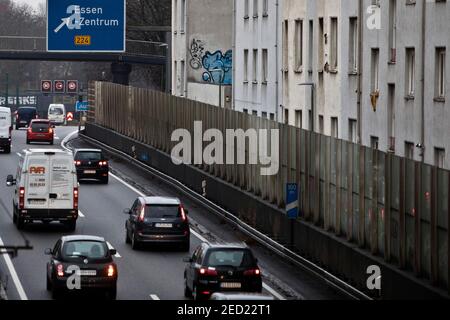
[74,149,109,184]
[45,235,118,299]
[183,243,263,300]
[124,196,190,251]
[15,106,38,129]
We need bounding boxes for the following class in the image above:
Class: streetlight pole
[299,82,316,132]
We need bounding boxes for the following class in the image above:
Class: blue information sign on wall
[286,183,299,219]
[47,0,126,52]
[75,101,88,112]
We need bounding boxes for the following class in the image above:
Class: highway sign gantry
[47,0,126,52]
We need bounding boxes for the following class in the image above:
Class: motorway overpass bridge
[0,30,170,88]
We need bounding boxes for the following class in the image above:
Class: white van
[47,104,66,126]
[6,149,79,231]
[0,107,12,153]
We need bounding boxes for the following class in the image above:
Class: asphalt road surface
[0,126,345,300]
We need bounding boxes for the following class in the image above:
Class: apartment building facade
[233,0,283,121]
[282,0,449,169]
[172,0,234,108]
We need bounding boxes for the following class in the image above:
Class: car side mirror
[109,249,117,256]
[6,175,16,187]
[44,248,53,255]
[123,209,131,215]
[183,257,193,263]
[52,125,56,128]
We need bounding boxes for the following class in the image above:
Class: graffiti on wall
[189,39,205,70]
[189,39,232,85]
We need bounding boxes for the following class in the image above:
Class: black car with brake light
[45,235,118,299]
[124,196,190,251]
[73,148,109,184]
[183,243,263,300]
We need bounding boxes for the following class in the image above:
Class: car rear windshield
[62,241,108,259]
[75,152,102,161]
[18,108,36,115]
[49,107,63,115]
[145,204,181,218]
[206,249,255,268]
[31,122,50,132]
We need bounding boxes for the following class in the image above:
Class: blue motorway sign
[75,101,88,112]
[47,0,126,52]
[286,183,299,219]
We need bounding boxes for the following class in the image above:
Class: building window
[262,112,267,118]
[262,49,268,83]
[330,17,338,71]
[295,110,302,128]
[405,142,414,160]
[262,0,268,16]
[284,109,289,124]
[283,20,289,71]
[244,0,249,18]
[318,18,324,71]
[253,49,258,83]
[243,108,248,114]
[244,49,249,82]
[435,148,445,168]
[319,115,324,134]
[388,0,397,63]
[371,48,380,93]
[180,60,185,96]
[308,20,314,72]
[309,110,313,131]
[331,117,338,138]
[180,0,186,33]
[252,110,258,116]
[270,113,275,120]
[294,20,303,71]
[253,0,258,18]
[436,48,446,99]
[388,84,395,151]
[174,0,178,31]
[371,136,379,150]
[349,119,357,143]
[349,17,358,73]
[406,48,415,97]
[174,60,178,93]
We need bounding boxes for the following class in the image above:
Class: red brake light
[49,128,53,134]
[99,161,108,166]
[244,268,261,276]
[107,264,115,277]
[57,264,64,277]
[180,205,187,221]
[138,206,145,222]
[19,187,25,209]
[74,160,81,166]
[199,267,218,276]
[73,187,78,210]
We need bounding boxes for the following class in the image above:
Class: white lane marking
[149,294,160,300]
[16,152,21,157]
[78,211,85,218]
[106,242,122,258]
[0,236,28,300]
[54,137,60,140]
[107,155,286,300]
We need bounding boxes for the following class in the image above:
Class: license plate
[84,170,96,174]
[155,223,173,228]
[220,282,241,289]
[76,270,97,276]
[28,200,46,205]
[20,121,27,124]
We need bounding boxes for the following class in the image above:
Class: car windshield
[49,107,63,115]
[145,204,181,218]
[62,241,108,259]
[76,152,102,161]
[206,249,255,268]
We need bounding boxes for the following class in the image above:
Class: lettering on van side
[30,167,46,175]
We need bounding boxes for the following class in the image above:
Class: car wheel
[12,211,17,225]
[193,285,200,301]
[107,286,117,300]
[26,139,30,145]
[66,221,76,232]
[184,276,192,298]
[51,286,62,300]
[17,217,25,230]
[46,276,52,291]
[15,125,19,130]
[125,230,131,244]
[131,232,140,250]
[4,146,11,154]
[180,240,190,252]
[101,176,109,184]
[49,140,54,145]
